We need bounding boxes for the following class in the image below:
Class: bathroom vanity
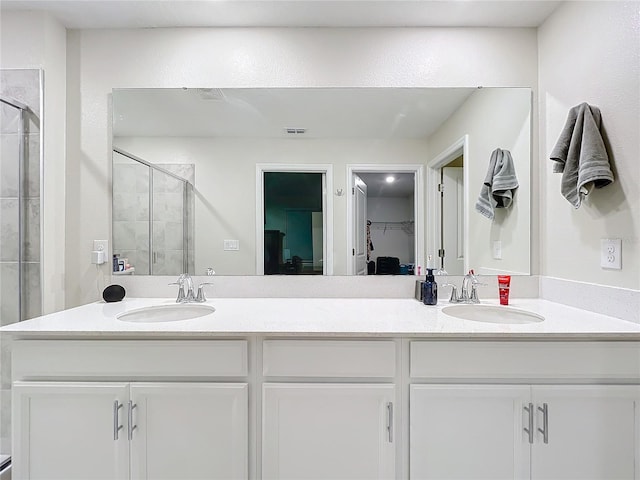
[3,297,640,479]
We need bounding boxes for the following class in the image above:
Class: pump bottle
[422,268,438,305]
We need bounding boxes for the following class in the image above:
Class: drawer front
[263,340,396,378]
[12,340,248,379]
[410,341,640,380]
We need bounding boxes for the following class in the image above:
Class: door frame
[346,164,424,275]
[426,135,469,274]
[256,164,334,275]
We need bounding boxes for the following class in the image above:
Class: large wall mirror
[112,87,531,276]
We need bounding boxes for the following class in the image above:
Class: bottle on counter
[422,268,438,305]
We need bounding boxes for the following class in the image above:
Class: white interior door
[442,166,464,275]
[410,384,531,480]
[531,385,638,480]
[12,381,130,480]
[262,383,395,479]
[130,382,248,480]
[353,175,368,275]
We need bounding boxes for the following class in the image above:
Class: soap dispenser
[422,268,438,305]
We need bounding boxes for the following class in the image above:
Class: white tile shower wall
[0,69,42,326]
[113,162,194,276]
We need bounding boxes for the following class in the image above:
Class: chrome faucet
[442,270,483,304]
[170,273,195,303]
[170,273,214,303]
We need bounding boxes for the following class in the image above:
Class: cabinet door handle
[113,401,124,440]
[128,400,138,440]
[523,403,534,444]
[387,402,394,443]
[537,403,549,444]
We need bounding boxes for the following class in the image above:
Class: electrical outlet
[223,239,240,251]
[93,240,109,254]
[600,238,622,269]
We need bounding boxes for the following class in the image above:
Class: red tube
[498,275,511,305]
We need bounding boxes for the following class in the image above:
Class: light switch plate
[600,238,622,269]
[492,241,502,260]
[224,239,240,251]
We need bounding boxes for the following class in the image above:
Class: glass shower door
[151,168,191,276]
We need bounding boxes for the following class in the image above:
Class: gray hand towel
[475,148,519,220]
[550,102,613,208]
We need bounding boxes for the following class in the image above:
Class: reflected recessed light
[386,176,395,183]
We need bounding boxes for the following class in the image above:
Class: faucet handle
[195,282,214,302]
[169,280,186,303]
[440,283,460,303]
[469,285,481,303]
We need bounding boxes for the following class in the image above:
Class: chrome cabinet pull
[113,401,123,440]
[537,403,549,444]
[387,402,394,443]
[523,403,534,444]
[128,400,138,440]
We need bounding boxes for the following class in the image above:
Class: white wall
[428,87,532,275]
[368,196,415,266]
[114,136,429,275]
[538,1,640,290]
[66,27,537,306]
[0,11,67,313]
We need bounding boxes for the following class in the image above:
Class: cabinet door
[262,383,396,479]
[129,382,248,480]
[531,385,639,480]
[410,384,531,480]
[13,381,130,480]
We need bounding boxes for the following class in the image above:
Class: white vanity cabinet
[11,340,249,480]
[262,383,395,479]
[410,384,639,480]
[261,340,398,479]
[13,381,248,480]
[9,334,640,480]
[409,342,640,480]
[529,385,638,480]
[410,384,531,479]
[13,382,130,479]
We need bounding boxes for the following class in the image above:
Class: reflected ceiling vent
[196,88,226,101]
[285,128,306,135]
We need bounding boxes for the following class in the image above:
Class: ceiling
[358,172,415,198]
[112,87,478,138]
[1,1,562,29]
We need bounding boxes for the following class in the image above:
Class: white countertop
[1,297,639,339]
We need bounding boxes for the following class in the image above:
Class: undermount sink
[117,304,215,323]
[442,304,544,324]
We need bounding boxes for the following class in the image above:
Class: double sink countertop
[1,297,640,339]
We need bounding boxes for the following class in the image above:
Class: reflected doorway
[257,165,333,275]
[347,165,424,276]
[439,158,465,275]
[427,135,468,276]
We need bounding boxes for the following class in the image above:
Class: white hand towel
[550,102,613,208]
[475,148,519,220]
